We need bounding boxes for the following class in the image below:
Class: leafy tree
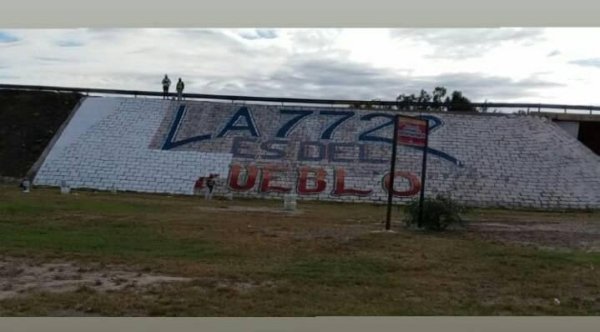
[396,93,417,111]
[418,89,431,103]
[395,86,477,112]
[432,86,447,104]
[417,89,431,110]
[447,90,476,112]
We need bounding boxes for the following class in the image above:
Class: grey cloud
[60,71,173,91]
[83,28,125,41]
[288,29,343,52]
[570,58,600,68]
[176,29,227,39]
[1,28,562,103]
[274,58,560,100]
[34,56,70,63]
[430,73,562,100]
[391,28,545,58]
[125,29,258,58]
[57,40,85,47]
[0,73,19,79]
[175,29,252,53]
[547,50,560,57]
[113,71,183,83]
[196,56,559,102]
[128,47,155,54]
[239,29,278,40]
[265,58,404,99]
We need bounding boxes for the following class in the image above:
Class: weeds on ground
[404,195,468,231]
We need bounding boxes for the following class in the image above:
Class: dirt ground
[0,258,191,301]
[2,215,598,302]
[465,212,600,252]
[194,205,304,215]
[1,185,599,315]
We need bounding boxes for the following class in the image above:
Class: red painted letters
[332,168,372,196]
[226,164,420,198]
[297,166,327,195]
[382,171,421,196]
[260,165,292,193]
[228,164,259,191]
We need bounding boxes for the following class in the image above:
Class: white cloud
[0,28,599,105]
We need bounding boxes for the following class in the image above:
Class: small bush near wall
[403,195,467,231]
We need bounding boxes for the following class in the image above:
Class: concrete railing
[2,83,600,115]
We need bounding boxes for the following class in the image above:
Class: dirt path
[467,215,600,252]
[0,258,191,300]
[194,205,303,215]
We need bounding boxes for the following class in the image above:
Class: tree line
[350,87,477,112]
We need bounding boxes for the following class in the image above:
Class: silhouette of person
[205,174,218,200]
[162,74,171,99]
[176,78,185,101]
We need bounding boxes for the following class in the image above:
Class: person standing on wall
[162,74,171,100]
[176,78,185,101]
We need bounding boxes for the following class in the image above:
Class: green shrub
[403,195,467,231]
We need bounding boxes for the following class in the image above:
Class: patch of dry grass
[0,184,599,316]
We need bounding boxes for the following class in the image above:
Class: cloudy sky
[1,28,600,105]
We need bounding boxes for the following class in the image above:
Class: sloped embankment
[0,90,82,178]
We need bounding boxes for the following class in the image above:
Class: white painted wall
[34,97,600,209]
[34,97,232,195]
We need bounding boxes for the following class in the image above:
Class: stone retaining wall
[33,97,600,209]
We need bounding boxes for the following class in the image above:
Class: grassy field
[0,184,599,316]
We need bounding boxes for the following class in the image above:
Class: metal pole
[385,115,400,231]
[417,123,430,228]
